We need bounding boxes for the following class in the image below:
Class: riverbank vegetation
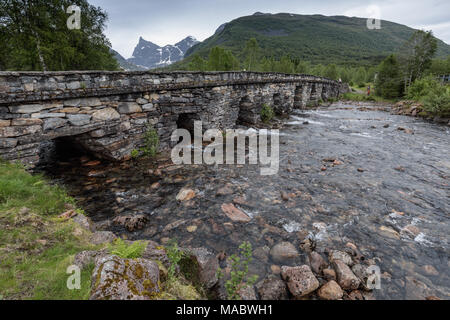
[178,32,450,118]
[0,161,98,299]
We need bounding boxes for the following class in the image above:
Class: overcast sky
[89,0,450,58]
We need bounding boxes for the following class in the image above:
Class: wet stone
[270,242,299,263]
[281,265,320,298]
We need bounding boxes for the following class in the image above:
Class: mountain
[111,49,146,71]
[127,36,199,69]
[185,13,450,66]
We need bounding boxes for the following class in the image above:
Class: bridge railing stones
[0,71,347,166]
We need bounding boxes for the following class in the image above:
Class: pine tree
[375,54,403,98]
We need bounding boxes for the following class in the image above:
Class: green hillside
[184,13,450,67]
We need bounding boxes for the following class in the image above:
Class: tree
[188,54,207,71]
[207,47,239,71]
[399,30,437,90]
[375,54,403,99]
[324,64,338,80]
[0,0,118,71]
[243,38,260,71]
[354,67,367,87]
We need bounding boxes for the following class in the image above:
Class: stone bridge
[0,71,348,166]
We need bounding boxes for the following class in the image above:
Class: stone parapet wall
[0,71,345,166]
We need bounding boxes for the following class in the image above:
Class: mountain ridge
[184,13,450,67]
[125,36,199,70]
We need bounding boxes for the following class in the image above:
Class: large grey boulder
[90,255,160,300]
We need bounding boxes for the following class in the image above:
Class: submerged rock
[221,203,251,223]
[270,242,299,263]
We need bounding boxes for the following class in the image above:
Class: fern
[109,238,147,259]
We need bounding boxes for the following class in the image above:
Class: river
[38,102,450,300]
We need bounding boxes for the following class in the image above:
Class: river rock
[142,241,169,267]
[329,250,354,266]
[221,203,251,223]
[281,265,320,298]
[256,277,289,300]
[323,268,337,281]
[182,247,219,289]
[333,260,361,290]
[74,250,106,270]
[238,285,257,300]
[176,188,196,201]
[90,255,160,300]
[90,231,117,245]
[113,214,148,232]
[72,213,93,231]
[308,251,327,274]
[270,242,299,263]
[318,280,344,300]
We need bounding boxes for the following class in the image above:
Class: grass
[0,160,99,300]
[341,91,395,103]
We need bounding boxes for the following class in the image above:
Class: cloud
[89,0,450,57]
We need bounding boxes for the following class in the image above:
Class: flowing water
[38,102,450,300]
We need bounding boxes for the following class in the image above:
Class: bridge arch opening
[36,136,95,168]
[177,113,201,136]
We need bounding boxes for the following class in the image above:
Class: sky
[88,0,450,58]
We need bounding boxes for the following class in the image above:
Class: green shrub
[142,125,159,158]
[218,241,258,300]
[407,76,450,117]
[422,87,450,117]
[260,104,275,123]
[109,238,147,259]
[406,76,439,100]
[166,239,185,280]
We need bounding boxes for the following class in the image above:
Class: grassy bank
[341,91,395,103]
[0,161,97,300]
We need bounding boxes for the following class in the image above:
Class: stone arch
[237,95,257,125]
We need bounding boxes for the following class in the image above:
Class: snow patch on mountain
[126,36,199,70]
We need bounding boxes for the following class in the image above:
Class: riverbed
[38,102,450,300]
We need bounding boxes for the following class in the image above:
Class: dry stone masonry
[0,71,347,166]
